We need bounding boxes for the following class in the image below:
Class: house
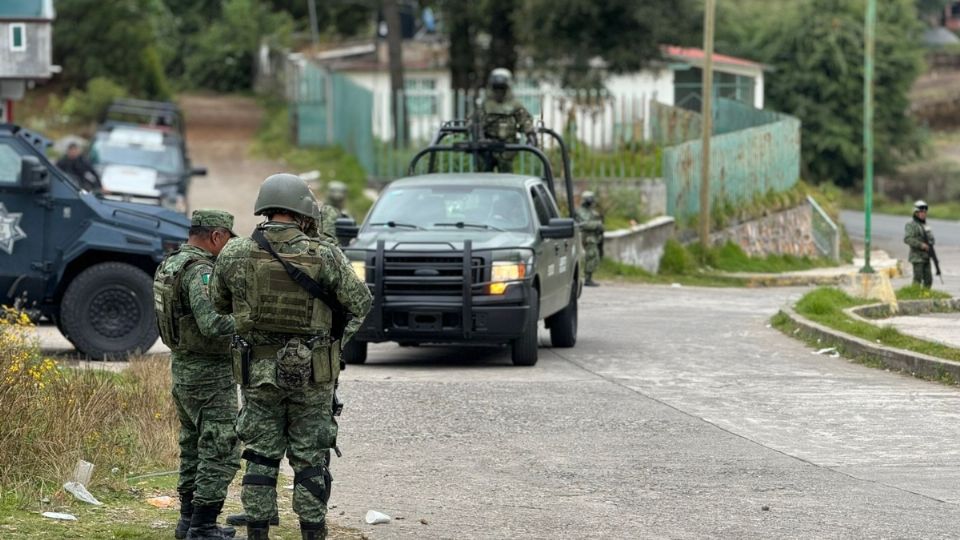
[0,0,56,122]
[295,38,765,147]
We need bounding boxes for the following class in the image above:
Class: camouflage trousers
[173,380,241,505]
[583,241,600,275]
[913,261,933,288]
[238,383,337,523]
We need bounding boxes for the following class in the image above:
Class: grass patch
[789,287,960,363]
[596,253,748,288]
[253,98,373,220]
[895,284,952,301]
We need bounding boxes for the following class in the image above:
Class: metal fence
[807,195,840,260]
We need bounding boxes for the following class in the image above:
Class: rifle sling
[251,229,348,322]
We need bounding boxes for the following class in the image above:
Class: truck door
[0,138,47,305]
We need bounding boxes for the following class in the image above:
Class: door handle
[554,245,561,256]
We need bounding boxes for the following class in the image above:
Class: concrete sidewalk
[720,250,900,286]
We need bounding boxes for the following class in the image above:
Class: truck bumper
[357,296,530,344]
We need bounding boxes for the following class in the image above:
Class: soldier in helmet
[318,180,351,245]
[210,174,372,540]
[153,209,239,540]
[904,200,936,288]
[476,67,537,172]
[575,191,604,287]
[324,181,350,219]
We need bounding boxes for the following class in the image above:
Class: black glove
[526,132,538,147]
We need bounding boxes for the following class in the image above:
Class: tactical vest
[245,239,333,337]
[154,250,228,355]
[483,100,520,141]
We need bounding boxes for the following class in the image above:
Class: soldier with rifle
[904,200,942,288]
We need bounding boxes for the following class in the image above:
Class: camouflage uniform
[905,214,935,288]
[476,68,535,173]
[210,174,372,540]
[575,193,604,286]
[153,210,239,539]
[316,204,340,244]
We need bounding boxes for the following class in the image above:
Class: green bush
[61,78,129,126]
[658,239,697,275]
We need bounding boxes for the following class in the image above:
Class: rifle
[920,225,944,285]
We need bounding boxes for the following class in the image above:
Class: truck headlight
[489,261,526,295]
[351,260,366,282]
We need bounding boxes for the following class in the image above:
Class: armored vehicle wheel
[547,282,577,348]
[60,262,159,359]
[511,289,539,366]
[343,340,368,364]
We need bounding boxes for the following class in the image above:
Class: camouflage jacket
[905,217,934,264]
[480,93,534,142]
[575,206,604,244]
[159,244,236,386]
[210,222,372,345]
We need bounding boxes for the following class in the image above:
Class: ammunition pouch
[275,336,340,389]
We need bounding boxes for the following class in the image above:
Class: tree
[54,0,170,99]
[765,0,924,186]
[519,0,699,87]
[483,0,519,77]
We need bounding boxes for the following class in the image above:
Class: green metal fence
[658,99,802,219]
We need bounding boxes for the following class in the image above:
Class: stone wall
[603,216,675,273]
[709,204,817,257]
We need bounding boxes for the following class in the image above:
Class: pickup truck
[338,124,582,365]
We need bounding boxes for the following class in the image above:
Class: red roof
[662,46,762,70]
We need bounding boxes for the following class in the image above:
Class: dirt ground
[180,94,287,235]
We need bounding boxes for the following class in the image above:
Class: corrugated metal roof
[0,0,53,20]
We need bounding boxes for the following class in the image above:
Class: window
[366,185,532,232]
[10,24,25,52]
[535,185,560,219]
[404,77,438,116]
[0,143,21,185]
[530,187,551,226]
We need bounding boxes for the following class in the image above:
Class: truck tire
[511,288,539,366]
[343,340,368,364]
[60,262,159,359]
[547,282,578,348]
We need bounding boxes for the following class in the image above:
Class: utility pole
[699,0,716,253]
[307,0,320,45]
[861,0,876,273]
[384,0,408,147]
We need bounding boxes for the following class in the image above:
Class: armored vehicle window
[534,185,560,219]
[367,185,532,232]
[0,143,21,185]
[529,187,551,226]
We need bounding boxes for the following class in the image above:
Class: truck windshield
[366,185,532,232]
[90,139,182,176]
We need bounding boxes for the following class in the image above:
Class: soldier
[325,181,351,219]
[56,142,101,193]
[575,191,604,287]
[476,68,537,172]
[153,209,240,540]
[905,200,936,288]
[211,174,372,540]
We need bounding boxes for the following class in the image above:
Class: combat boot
[300,520,327,540]
[226,513,279,527]
[175,492,194,540]
[585,274,599,287]
[186,501,238,539]
[247,520,271,540]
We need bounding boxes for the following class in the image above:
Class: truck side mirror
[21,156,50,192]
[335,217,359,245]
[191,166,208,176]
[541,217,575,239]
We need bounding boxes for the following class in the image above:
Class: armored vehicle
[0,124,190,358]
[338,123,582,366]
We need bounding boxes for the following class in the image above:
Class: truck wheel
[511,288,539,366]
[547,282,578,348]
[60,262,159,359]
[343,340,368,364]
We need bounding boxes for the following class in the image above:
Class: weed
[895,284,952,301]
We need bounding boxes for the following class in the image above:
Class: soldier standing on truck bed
[576,191,604,287]
[475,68,537,173]
[153,209,240,540]
[211,174,371,540]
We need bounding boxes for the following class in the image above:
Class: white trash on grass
[63,481,102,505]
[42,512,77,521]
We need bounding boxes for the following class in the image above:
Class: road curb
[777,306,960,382]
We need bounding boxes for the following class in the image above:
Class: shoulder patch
[202,273,211,285]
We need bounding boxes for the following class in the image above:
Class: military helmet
[488,67,513,89]
[914,199,928,211]
[582,191,596,205]
[254,173,319,218]
[327,180,348,204]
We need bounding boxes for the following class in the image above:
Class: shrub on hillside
[61,78,129,126]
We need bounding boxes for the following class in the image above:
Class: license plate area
[411,312,442,331]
